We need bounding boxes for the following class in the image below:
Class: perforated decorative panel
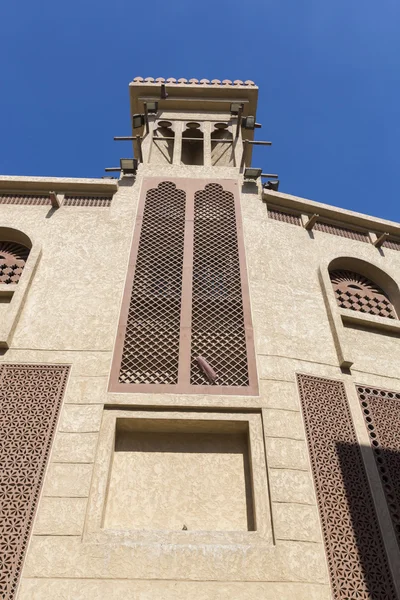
[314,221,369,242]
[110,178,257,395]
[357,384,400,548]
[297,374,397,600]
[330,270,397,319]
[0,364,69,600]
[267,207,301,226]
[0,241,30,284]
[190,184,249,386]
[118,181,186,385]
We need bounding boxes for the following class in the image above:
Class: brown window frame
[109,177,258,395]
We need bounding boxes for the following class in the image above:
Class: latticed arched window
[110,179,258,395]
[330,270,397,319]
[0,241,30,284]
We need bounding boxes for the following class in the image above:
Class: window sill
[339,308,400,334]
[0,283,17,292]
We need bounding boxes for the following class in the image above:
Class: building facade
[1,77,400,599]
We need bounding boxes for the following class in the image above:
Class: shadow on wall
[335,441,400,599]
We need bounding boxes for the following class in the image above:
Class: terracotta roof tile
[131,77,257,88]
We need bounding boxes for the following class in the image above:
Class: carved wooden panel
[0,364,70,600]
[357,384,400,548]
[297,374,397,599]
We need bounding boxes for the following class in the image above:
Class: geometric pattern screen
[297,374,397,599]
[357,384,400,550]
[113,179,255,394]
[118,182,186,385]
[330,269,397,320]
[0,241,30,284]
[190,184,249,386]
[0,364,70,600]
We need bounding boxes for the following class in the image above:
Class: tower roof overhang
[129,77,258,117]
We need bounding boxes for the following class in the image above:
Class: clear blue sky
[1,0,399,221]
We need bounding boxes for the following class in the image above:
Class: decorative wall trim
[0,364,70,600]
[63,195,112,207]
[0,193,113,207]
[314,220,370,242]
[131,76,257,87]
[383,238,400,252]
[356,384,400,549]
[267,207,301,226]
[297,373,397,599]
[0,194,50,206]
[264,198,400,249]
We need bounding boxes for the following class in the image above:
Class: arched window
[181,122,204,165]
[151,120,174,165]
[330,269,397,319]
[211,123,234,166]
[0,240,30,284]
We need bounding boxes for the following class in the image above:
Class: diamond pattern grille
[119,182,186,385]
[330,270,396,319]
[190,184,249,386]
[0,242,30,284]
[297,374,397,600]
[0,364,69,600]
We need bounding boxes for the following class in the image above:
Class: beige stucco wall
[1,108,399,598]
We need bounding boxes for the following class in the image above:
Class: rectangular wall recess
[85,410,271,546]
[104,418,254,532]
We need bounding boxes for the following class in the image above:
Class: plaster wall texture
[0,126,399,598]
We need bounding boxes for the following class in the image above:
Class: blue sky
[1,0,399,221]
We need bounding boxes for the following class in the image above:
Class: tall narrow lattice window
[190,184,249,386]
[118,181,186,385]
[110,178,257,395]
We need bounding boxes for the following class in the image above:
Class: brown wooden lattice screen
[110,178,257,395]
[190,184,249,386]
[118,181,186,386]
[0,364,70,600]
[297,374,397,599]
